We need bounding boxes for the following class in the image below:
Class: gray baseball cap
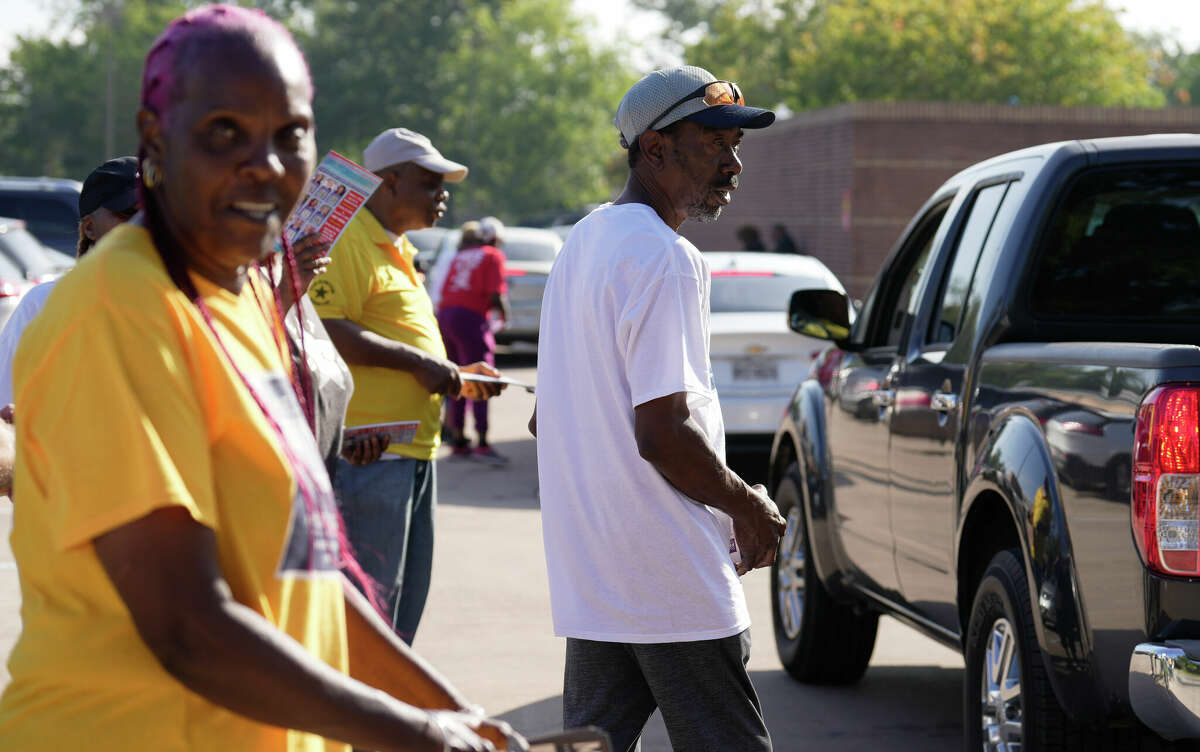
[363,127,468,182]
[614,65,775,149]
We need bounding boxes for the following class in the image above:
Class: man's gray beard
[687,200,722,223]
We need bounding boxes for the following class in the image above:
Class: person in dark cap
[76,156,140,256]
[531,64,784,751]
[0,156,140,408]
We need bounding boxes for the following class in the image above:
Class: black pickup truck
[770,134,1200,750]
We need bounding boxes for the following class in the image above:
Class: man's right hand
[732,484,787,576]
[413,356,463,398]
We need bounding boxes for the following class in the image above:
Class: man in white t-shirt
[532,65,785,751]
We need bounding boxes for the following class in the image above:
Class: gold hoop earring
[141,158,162,189]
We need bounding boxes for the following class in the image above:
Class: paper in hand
[460,371,535,394]
[280,151,382,252]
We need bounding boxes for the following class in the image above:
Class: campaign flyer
[281,151,382,251]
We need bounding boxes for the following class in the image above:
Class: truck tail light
[1133,385,1200,575]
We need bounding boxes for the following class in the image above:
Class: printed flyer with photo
[281,151,382,251]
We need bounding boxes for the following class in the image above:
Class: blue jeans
[334,457,435,644]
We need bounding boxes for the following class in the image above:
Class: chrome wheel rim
[981,617,1022,751]
[776,505,806,639]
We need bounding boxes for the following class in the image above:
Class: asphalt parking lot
[0,352,966,750]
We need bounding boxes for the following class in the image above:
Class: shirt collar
[360,209,417,264]
[361,210,415,256]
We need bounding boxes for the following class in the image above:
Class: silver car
[705,252,847,457]
[0,217,74,329]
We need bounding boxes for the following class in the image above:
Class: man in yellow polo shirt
[311,127,502,643]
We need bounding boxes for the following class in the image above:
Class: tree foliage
[0,0,186,178]
[650,0,1165,111]
[300,0,633,221]
[0,0,633,222]
[1146,40,1200,107]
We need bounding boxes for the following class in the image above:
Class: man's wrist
[727,480,762,523]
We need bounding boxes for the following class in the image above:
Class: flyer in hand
[281,151,382,250]
[343,421,420,447]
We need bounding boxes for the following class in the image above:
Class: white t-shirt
[535,202,749,643]
[0,280,57,406]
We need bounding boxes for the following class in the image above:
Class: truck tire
[965,548,1065,750]
[771,462,877,684]
[965,549,1200,752]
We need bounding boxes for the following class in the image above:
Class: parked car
[0,217,74,329]
[704,252,846,469]
[424,226,562,344]
[769,134,1200,749]
[0,177,82,259]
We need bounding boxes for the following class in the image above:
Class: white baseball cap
[614,65,774,149]
[479,215,504,243]
[363,127,469,182]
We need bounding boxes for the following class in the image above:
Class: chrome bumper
[1130,641,1200,740]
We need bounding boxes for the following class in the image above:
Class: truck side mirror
[789,289,852,344]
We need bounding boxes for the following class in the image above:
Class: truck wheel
[964,548,1064,750]
[771,462,878,684]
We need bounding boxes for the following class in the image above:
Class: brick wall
[679,102,1200,297]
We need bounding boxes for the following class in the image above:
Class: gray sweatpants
[563,629,772,752]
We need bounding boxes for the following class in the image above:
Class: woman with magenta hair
[0,6,519,752]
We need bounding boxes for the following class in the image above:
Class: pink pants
[437,305,495,437]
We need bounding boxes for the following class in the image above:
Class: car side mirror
[789,289,852,345]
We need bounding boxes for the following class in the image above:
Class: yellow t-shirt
[0,225,349,752]
[308,210,445,460]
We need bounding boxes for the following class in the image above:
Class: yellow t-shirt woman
[0,224,348,752]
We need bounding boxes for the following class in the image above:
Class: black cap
[684,104,775,131]
[79,157,139,217]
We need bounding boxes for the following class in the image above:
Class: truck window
[868,203,950,350]
[929,182,1010,344]
[1031,165,1200,319]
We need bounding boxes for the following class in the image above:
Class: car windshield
[0,194,78,255]
[1031,165,1200,319]
[0,226,59,279]
[711,273,818,313]
[501,236,559,262]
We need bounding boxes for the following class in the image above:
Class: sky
[0,0,1199,63]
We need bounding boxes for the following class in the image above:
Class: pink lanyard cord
[193,292,332,567]
[251,241,315,433]
[185,257,383,613]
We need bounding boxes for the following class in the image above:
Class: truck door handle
[932,392,958,412]
[872,389,895,407]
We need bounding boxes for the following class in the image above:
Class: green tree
[644,0,1165,111]
[0,0,186,178]
[0,0,633,221]
[301,0,632,222]
[1144,39,1200,107]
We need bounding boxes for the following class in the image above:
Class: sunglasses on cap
[646,81,745,132]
